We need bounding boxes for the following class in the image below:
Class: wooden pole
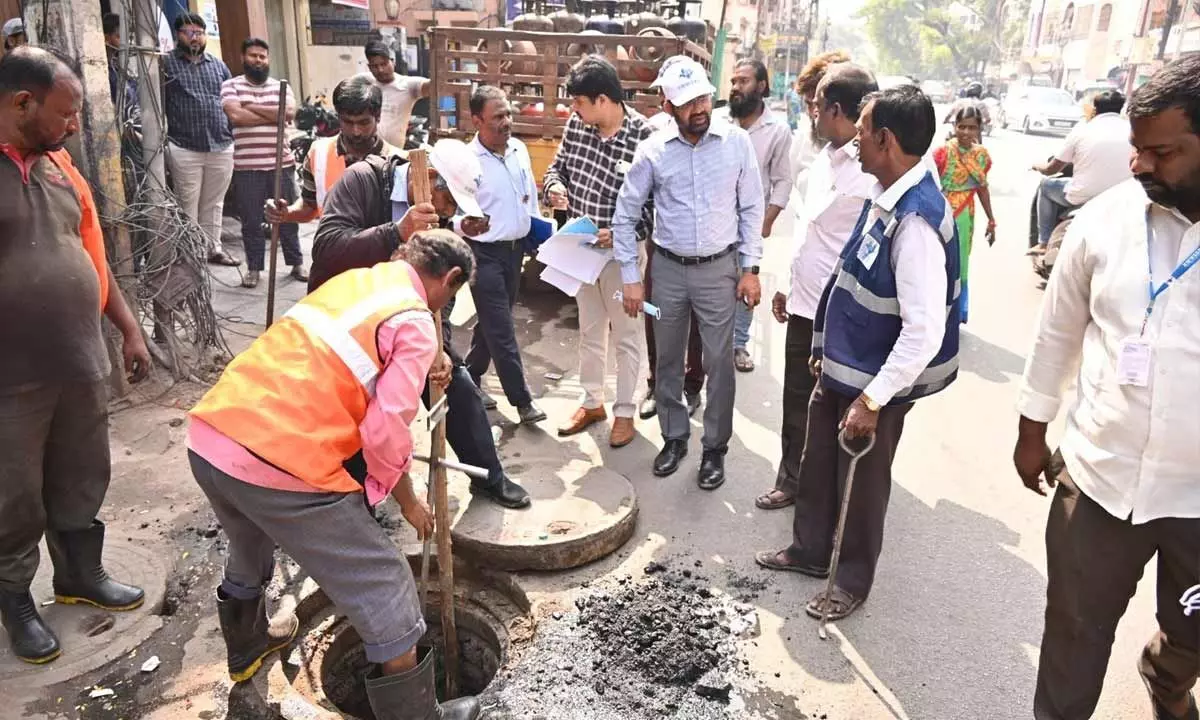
[407,150,461,699]
[265,79,290,328]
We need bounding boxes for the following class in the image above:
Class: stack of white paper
[536,217,611,297]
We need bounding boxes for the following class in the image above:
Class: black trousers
[644,239,704,396]
[233,169,301,272]
[345,367,506,492]
[1034,470,1199,719]
[788,382,912,600]
[774,315,817,496]
[465,240,532,407]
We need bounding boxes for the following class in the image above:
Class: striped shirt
[220,75,296,170]
[612,118,765,284]
[162,49,233,153]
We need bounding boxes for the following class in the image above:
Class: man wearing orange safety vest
[186,230,481,720]
[0,48,151,666]
[269,74,402,226]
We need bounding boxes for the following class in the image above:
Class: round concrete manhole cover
[450,461,637,571]
[0,533,168,693]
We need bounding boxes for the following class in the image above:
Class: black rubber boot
[46,521,145,611]
[365,648,481,720]
[0,588,61,664]
[216,587,299,683]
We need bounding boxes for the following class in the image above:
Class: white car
[1000,86,1083,136]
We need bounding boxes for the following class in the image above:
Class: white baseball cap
[3,18,25,37]
[650,56,716,107]
[428,139,484,219]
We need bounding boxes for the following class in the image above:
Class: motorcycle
[290,95,341,167]
[405,114,430,151]
[1029,157,1075,281]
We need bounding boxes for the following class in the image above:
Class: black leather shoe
[0,589,60,664]
[698,451,725,490]
[47,521,144,611]
[471,477,532,509]
[686,392,702,418]
[639,395,657,419]
[518,402,547,424]
[653,439,688,477]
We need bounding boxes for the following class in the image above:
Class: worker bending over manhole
[185,229,481,719]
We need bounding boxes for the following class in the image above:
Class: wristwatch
[744,265,760,275]
[861,394,882,412]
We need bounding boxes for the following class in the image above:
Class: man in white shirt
[362,39,429,150]
[460,86,545,425]
[1032,90,1133,248]
[755,62,878,511]
[755,85,961,624]
[1014,57,1200,720]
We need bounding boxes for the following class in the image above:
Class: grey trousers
[0,379,112,591]
[650,249,739,453]
[188,451,425,664]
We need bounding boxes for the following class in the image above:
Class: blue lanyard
[1142,207,1200,334]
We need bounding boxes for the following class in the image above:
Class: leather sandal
[805,587,864,622]
[754,549,830,578]
[755,489,794,510]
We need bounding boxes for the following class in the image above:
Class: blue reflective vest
[811,171,961,404]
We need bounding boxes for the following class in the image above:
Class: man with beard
[0,47,151,664]
[162,13,239,267]
[266,75,403,229]
[305,138,532,509]
[613,57,764,490]
[721,59,793,372]
[754,62,878,512]
[221,38,302,289]
[1014,55,1200,720]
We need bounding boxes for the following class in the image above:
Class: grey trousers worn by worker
[0,380,112,591]
[188,451,426,664]
[650,249,739,453]
[787,382,912,601]
[1034,469,1200,720]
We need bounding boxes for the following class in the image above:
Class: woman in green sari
[932,105,996,323]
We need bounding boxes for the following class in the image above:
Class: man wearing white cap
[2,19,26,52]
[306,139,532,510]
[613,56,765,491]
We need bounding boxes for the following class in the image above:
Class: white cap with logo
[650,56,716,107]
[427,139,484,219]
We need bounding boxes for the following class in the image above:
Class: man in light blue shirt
[458,86,546,424]
[612,57,765,491]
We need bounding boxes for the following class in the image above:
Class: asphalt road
[501,122,1156,720]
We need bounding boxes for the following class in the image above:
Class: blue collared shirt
[162,49,233,153]
[459,135,540,243]
[612,118,765,283]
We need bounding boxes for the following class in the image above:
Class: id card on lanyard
[1118,208,1200,386]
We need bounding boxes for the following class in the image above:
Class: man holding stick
[186,230,482,719]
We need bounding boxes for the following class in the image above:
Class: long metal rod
[265,80,289,328]
[818,429,875,640]
[412,454,491,481]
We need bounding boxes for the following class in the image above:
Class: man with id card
[1015,56,1200,720]
[543,56,654,448]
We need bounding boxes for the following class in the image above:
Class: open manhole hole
[321,606,502,718]
[283,557,532,719]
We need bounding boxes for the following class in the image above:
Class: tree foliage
[859,0,1028,80]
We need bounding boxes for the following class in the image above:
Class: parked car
[921,80,954,103]
[1000,86,1083,136]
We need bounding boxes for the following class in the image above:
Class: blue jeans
[734,302,752,351]
[1037,177,1076,247]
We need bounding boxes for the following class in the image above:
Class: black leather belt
[653,243,738,266]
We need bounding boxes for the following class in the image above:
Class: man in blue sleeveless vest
[755,85,961,622]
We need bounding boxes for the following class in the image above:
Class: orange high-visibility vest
[310,135,403,211]
[189,261,430,494]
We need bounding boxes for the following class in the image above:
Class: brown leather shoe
[609,417,635,448]
[557,406,606,436]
